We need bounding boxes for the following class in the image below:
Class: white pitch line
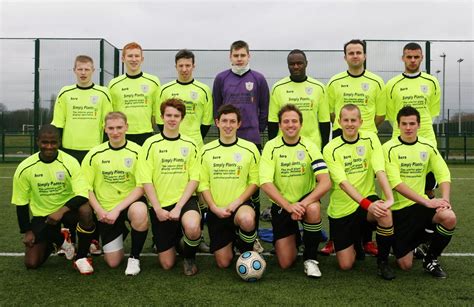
[0,252,473,257]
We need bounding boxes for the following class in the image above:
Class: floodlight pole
[440,53,446,134]
[457,58,464,135]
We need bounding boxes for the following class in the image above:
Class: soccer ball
[236,251,266,282]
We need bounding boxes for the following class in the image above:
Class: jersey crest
[356,146,365,156]
[124,157,133,168]
[180,147,189,157]
[420,151,428,161]
[141,84,150,93]
[190,91,198,100]
[420,85,428,94]
[90,95,99,105]
[305,87,313,95]
[297,150,305,161]
[234,152,242,162]
[361,83,370,91]
[245,82,254,91]
[56,171,65,181]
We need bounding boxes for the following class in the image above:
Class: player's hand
[96,208,109,223]
[368,200,388,218]
[23,230,35,247]
[155,207,170,222]
[425,198,451,210]
[287,202,305,220]
[46,207,69,225]
[104,208,120,224]
[169,206,182,221]
[213,207,232,219]
[226,199,242,214]
[382,199,394,209]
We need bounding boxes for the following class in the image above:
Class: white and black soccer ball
[236,251,266,282]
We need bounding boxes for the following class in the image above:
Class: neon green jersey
[198,138,260,207]
[82,141,141,211]
[260,136,328,204]
[108,72,161,134]
[137,133,199,208]
[327,70,385,133]
[51,84,112,150]
[11,151,88,216]
[323,131,385,218]
[157,79,213,148]
[382,136,450,210]
[269,77,330,148]
[385,72,440,145]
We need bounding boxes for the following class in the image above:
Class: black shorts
[392,204,436,259]
[30,210,79,243]
[207,202,255,253]
[332,128,342,139]
[329,207,368,252]
[126,133,153,146]
[61,148,89,164]
[425,172,437,191]
[149,196,200,253]
[270,203,302,246]
[98,209,130,250]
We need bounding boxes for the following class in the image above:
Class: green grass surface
[0,164,473,305]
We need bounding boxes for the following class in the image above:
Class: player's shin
[130,228,148,259]
[426,224,455,259]
[376,225,394,262]
[238,228,257,253]
[302,221,323,260]
[76,224,95,259]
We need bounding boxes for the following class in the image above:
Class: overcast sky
[0,0,473,114]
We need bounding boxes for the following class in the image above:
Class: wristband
[359,198,372,211]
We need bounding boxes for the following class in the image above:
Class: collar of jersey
[347,70,365,78]
[289,75,308,83]
[126,72,143,79]
[219,138,238,147]
[341,134,360,144]
[162,133,180,141]
[230,69,251,77]
[398,136,418,145]
[108,140,127,151]
[402,72,421,79]
[39,152,59,164]
[76,84,94,90]
[177,79,195,85]
[282,136,300,147]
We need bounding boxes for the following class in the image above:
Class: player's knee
[397,259,413,271]
[24,258,41,269]
[304,203,320,220]
[277,257,294,269]
[238,214,255,232]
[184,223,201,241]
[442,210,457,229]
[159,258,175,270]
[338,260,354,271]
[215,255,232,269]
[105,257,122,269]
[78,204,94,226]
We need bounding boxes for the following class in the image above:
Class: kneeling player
[199,105,260,268]
[12,125,95,274]
[138,99,201,276]
[82,112,148,275]
[323,104,395,280]
[383,106,456,278]
[260,104,331,278]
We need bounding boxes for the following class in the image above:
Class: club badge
[420,85,428,94]
[361,83,370,91]
[356,146,365,156]
[124,157,133,168]
[297,150,305,161]
[234,152,242,162]
[90,95,99,104]
[305,87,313,95]
[190,91,198,100]
[181,147,189,157]
[56,171,65,181]
[245,82,254,91]
[420,151,428,161]
[141,84,149,93]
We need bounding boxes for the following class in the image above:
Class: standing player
[137,99,201,276]
[198,105,260,268]
[268,49,331,150]
[323,104,395,280]
[385,42,441,198]
[158,49,213,252]
[213,40,269,251]
[383,106,456,278]
[12,124,96,274]
[323,40,385,256]
[260,104,331,278]
[82,112,148,275]
[51,55,112,163]
[109,42,161,146]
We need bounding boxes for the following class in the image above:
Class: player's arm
[330,113,336,123]
[375,115,385,127]
[168,180,199,221]
[267,88,280,140]
[258,77,270,133]
[143,183,169,221]
[88,190,108,222]
[318,87,331,148]
[16,204,35,247]
[300,172,331,207]
[227,184,258,213]
[201,189,232,219]
[212,76,223,119]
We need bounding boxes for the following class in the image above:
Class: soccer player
[268,49,331,150]
[158,49,213,148]
[213,40,269,251]
[383,106,456,278]
[385,42,441,198]
[109,42,161,146]
[198,104,260,268]
[323,104,395,280]
[12,124,96,274]
[323,39,385,257]
[137,99,201,276]
[82,112,148,275]
[51,55,112,163]
[260,104,331,278]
